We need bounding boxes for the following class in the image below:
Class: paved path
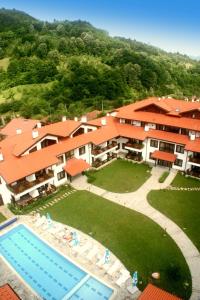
[72,167,200,300]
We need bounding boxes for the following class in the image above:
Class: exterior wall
[52,155,68,187]
[0,176,13,204]
[132,120,141,127]
[173,148,188,171]
[147,123,156,129]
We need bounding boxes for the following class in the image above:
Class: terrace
[8,170,54,195]
[188,153,200,165]
[124,140,144,152]
[91,141,118,157]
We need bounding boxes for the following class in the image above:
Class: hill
[0,8,200,122]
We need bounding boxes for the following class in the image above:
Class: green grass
[0,212,6,223]
[42,190,191,299]
[159,171,169,183]
[171,172,200,187]
[148,189,200,252]
[86,159,151,193]
[0,82,54,102]
[0,57,10,71]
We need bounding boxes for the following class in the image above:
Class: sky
[0,0,200,57]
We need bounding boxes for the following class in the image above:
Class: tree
[36,42,48,58]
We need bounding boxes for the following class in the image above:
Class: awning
[63,158,90,176]
[138,283,182,300]
[151,150,177,162]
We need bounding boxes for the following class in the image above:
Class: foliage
[0,212,6,223]
[0,8,200,119]
[171,172,200,187]
[158,171,169,183]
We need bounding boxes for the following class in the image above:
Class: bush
[159,171,169,183]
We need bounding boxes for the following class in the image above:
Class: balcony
[92,153,117,168]
[8,170,54,195]
[125,142,144,152]
[188,156,200,165]
[186,169,200,179]
[126,152,142,162]
[91,142,118,157]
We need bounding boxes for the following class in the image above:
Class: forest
[0,8,200,122]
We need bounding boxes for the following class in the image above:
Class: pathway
[72,167,200,300]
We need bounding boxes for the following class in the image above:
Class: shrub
[159,171,169,183]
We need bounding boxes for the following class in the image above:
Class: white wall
[0,176,13,204]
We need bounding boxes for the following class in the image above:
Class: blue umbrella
[46,213,52,227]
[132,271,138,287]
[104,249,110,264]
[72,231,79,246]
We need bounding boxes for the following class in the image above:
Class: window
[79,146,85,155]
[57,171,65,181]
[174,159,183,167]
[29,146,37,153]
[159,142,175,153]
[65,150,74,160]
[87,128,92,133]
[176,145,184,154]
[150,139,158,148]
[57,155,64,165]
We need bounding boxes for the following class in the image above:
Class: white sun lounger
[115,270,130,287]
[107,260,121,276]
[35,215,46,227]
[87,246,98,261]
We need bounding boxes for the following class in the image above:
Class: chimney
[0,152,3,162]
[32,130,39,139]
[74,117,78,122]
[101,118,107,126]
[62,116,66,122]
[81,116,87,123]
[144,125,149,132]
[16,128,22,135]
[190,133,196,141]
[37,122,42,128]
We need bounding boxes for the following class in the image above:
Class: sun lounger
[87,246,98,262]
[107,260,121,276]
[115,270,130,287]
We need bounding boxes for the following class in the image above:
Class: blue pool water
[0,224,113,300]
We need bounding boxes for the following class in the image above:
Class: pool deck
[0,216,141,300]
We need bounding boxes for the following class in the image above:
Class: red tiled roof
[0,284,20,300]
[63,158,90,176]
[147,129,189,145]
[0,118,39,137]
[151,150,177,162]
[84,110,101,121]
[185,138,200,153]
[138,284,182,300]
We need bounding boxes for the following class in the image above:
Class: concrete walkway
[72,167,200,300]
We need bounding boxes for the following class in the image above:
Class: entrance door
[158,159,172,168]
[0,194,4,206]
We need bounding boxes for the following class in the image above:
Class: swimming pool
[0,224,114,300]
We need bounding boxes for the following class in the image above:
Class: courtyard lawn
[86,159,151,193]
[42,190,191,299]
[148,190,200,252]
[171,172,200,187]
[0,212,6,223]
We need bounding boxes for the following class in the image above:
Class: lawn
[86,159,151,193]
[0,212,6,223]
[171,172,200,187]
[42,190,191,299]
[148,190,200,252]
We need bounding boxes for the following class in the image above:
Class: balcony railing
[91,142,117,156]
[125,142,144,150]
[8,170,54,194]
[186,169,200,178]
[188,156,200,165]
[126,152,142,162]
[92,153,117,168]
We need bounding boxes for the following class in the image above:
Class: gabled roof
[0,118,39,137]
[0,119,81,157]
[138,283,182,300]
[63,158,90,176]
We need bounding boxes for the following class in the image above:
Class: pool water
[0,224,113,300]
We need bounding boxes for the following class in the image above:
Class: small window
[174,159,183,167]
[57,155,64,165]
[87,128,92,132]
[150,139,158,148]
[176,145,184,154]
[29,146,37,153]
[57,171,65,181]
[79,146,86,155]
